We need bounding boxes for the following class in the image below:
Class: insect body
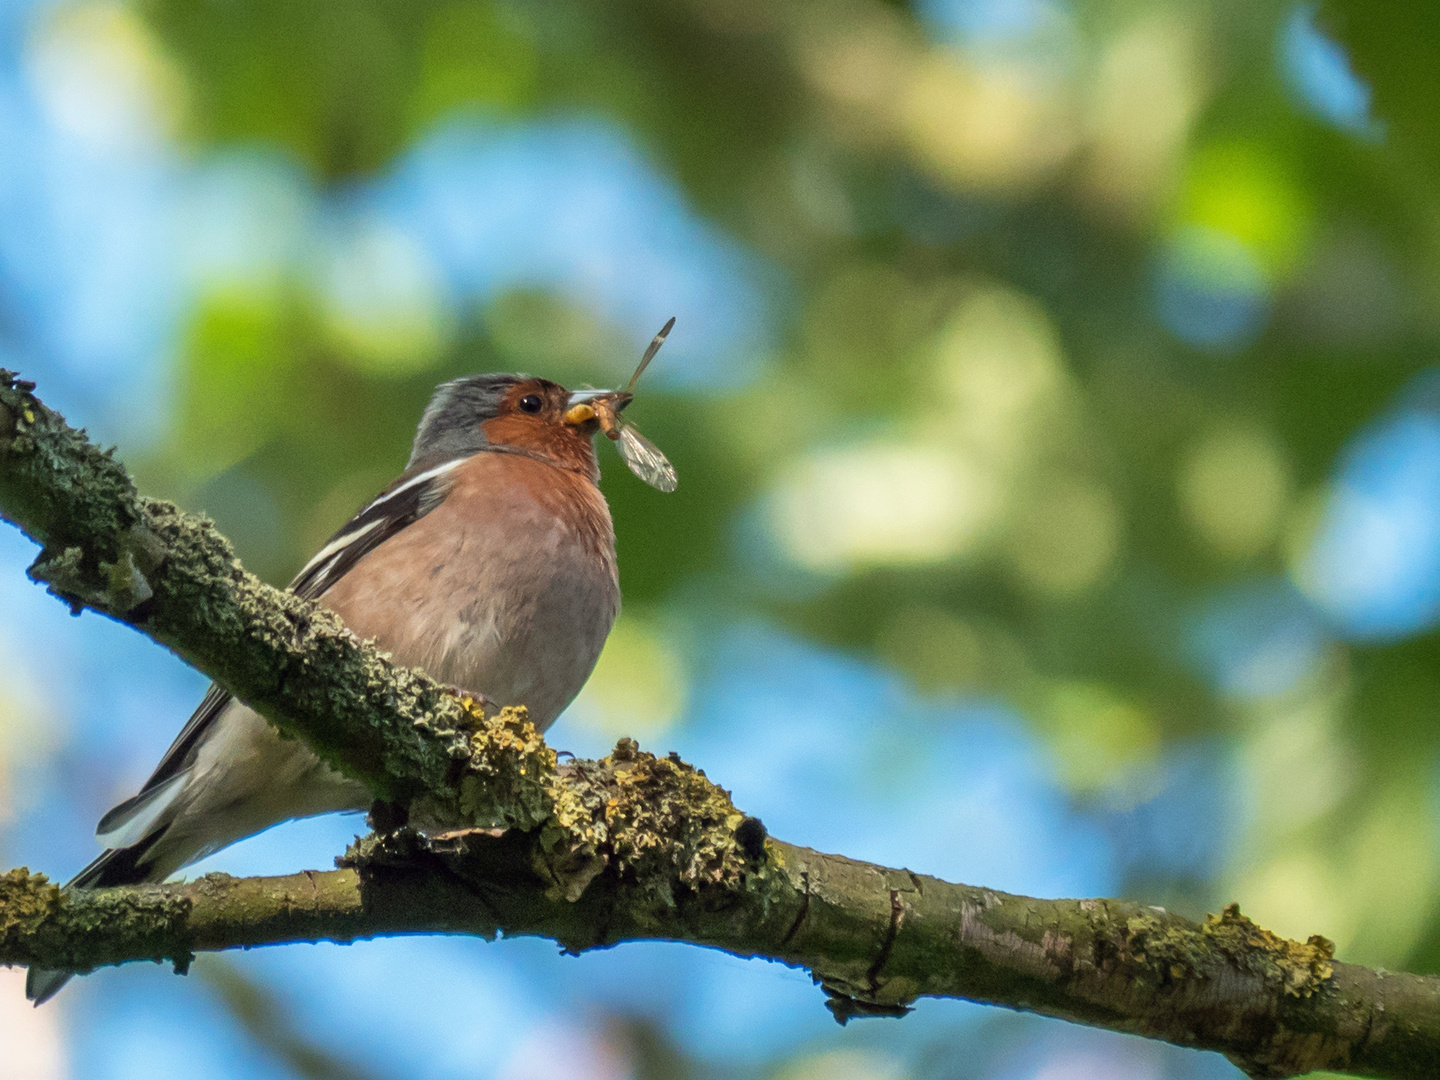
[565,318,679,493]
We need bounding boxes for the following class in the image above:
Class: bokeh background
[0,0,1435,1077]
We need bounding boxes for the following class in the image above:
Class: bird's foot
[367,798,410,835]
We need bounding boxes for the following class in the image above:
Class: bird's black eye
[519,394,543,414]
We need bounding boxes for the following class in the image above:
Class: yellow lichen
[598,739,748,908]
[454,704,556,830]
[0,868,62,945]
[1203,903,1335,997]
[1120,902,1334,998]
[528,738,750,914]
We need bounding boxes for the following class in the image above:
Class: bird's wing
[95,457,468,843]
[287,457,466,601]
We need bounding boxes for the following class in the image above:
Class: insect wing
[616,423,678,492]
[626,316,676,393]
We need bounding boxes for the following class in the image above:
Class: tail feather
[25,968,72,1006]
[26,841,159,1005]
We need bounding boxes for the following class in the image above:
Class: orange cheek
[481,414,550,452]
[482,414,597,472]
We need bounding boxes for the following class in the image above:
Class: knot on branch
[31,530,160,615]
[1117,902,1335,999]
[823,988,913,1024]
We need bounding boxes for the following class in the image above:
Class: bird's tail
[25,842,159,1004]
[24,968,72,1006]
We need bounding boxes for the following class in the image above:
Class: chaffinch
[28,327,676,1003]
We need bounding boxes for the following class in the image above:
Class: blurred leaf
[140,0,535,177]
[198,957,393,1080]
[1324,1,1440,169]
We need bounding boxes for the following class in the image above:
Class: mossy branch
[2,372,1439,1079]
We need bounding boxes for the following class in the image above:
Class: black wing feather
[114,459,463,806]
[287,461,455,600]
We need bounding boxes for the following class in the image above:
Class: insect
[568,318,679,492]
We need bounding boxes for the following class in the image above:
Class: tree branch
[2,371,1437,1080]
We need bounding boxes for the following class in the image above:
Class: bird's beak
[568,389,611,404]
[564,390,633,427]
[564,389,608,426]
[563,402,597,426]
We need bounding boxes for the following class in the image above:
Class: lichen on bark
[418,729,754,914]
[1204,903,1336,997]
[0,867,192,974]
[1114,901,1336,999]
[450,702,556,830]
[7,370,1440,1079]
[0,868,62,949]
[561,738,749,906]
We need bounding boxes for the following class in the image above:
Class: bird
[27,365,671,1003]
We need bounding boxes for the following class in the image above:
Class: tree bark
[1,370,1437,1080]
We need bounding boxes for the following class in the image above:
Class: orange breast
[318,451,620,728]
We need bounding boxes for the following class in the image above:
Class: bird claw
[367,798,410,835]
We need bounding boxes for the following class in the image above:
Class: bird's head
[408,374,633,481]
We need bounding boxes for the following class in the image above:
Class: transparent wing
[626,316,676,392]
[615,423,678,492]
